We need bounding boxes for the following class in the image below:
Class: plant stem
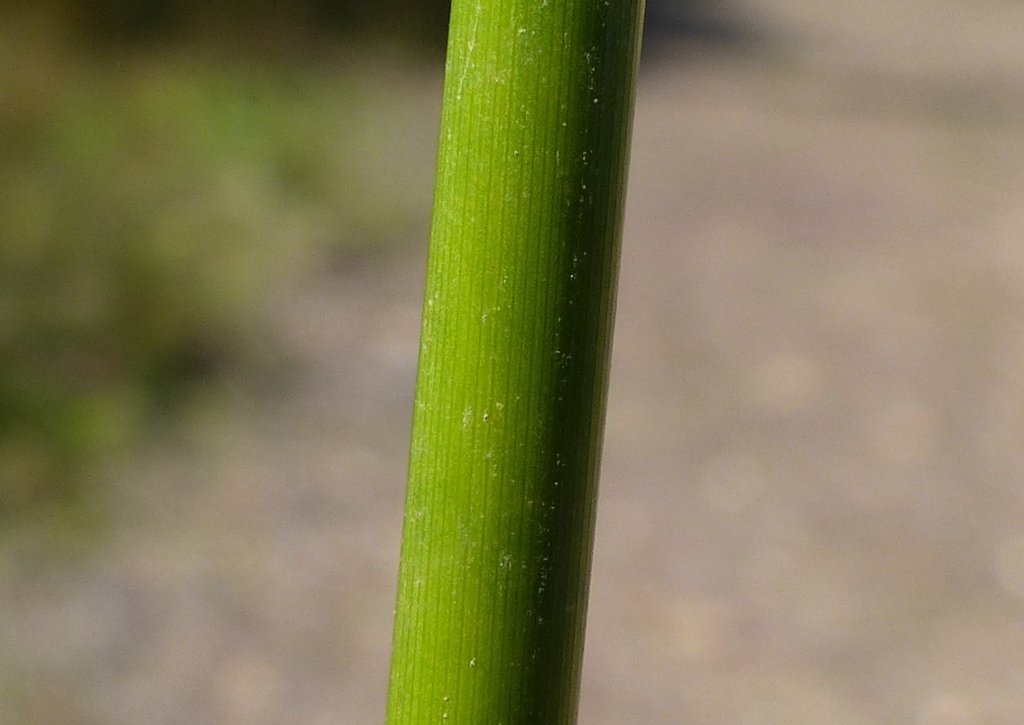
[386,0,644,722]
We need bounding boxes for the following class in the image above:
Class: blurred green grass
[0,37,436,524]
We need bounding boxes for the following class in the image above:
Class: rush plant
[386,0,645,722]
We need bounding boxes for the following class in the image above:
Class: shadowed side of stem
[386,0,644,722]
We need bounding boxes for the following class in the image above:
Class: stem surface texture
[387,0,644,721]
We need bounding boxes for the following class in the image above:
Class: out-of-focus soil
[7,1,1024,722]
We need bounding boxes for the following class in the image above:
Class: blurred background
[4,0,1024,723]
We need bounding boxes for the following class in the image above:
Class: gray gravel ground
[7,1,1024,722]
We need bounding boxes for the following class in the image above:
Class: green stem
[386,0,644,722]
